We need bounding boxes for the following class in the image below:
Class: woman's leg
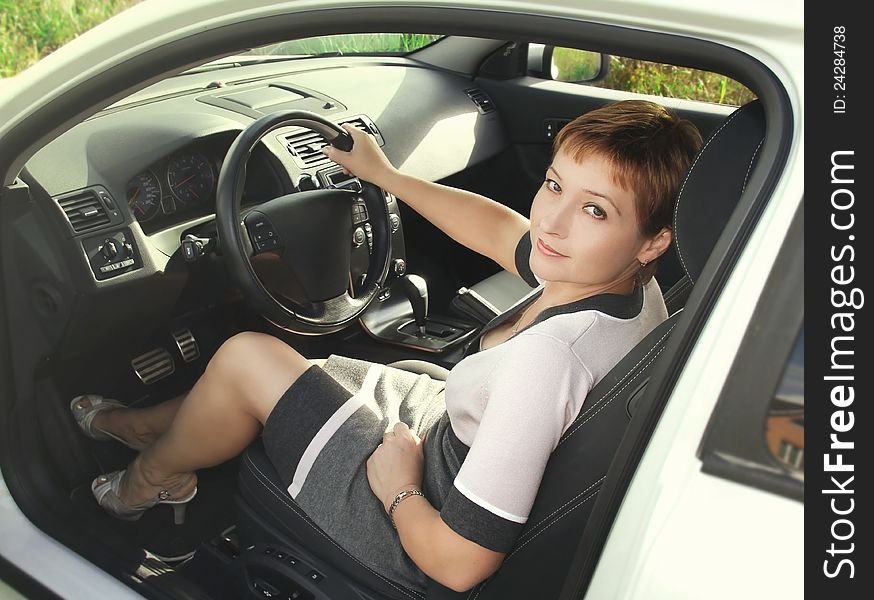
[115,332,314,505]
[77,394,185,450]
[86,360,328,450]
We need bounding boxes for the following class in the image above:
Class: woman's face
[528,149,661,293]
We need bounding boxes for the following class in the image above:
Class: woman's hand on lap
[366,421,424,512]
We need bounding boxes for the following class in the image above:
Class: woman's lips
[537,238,568,258]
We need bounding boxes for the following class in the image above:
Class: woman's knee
[205,332,310,420]
[209,332,303,376]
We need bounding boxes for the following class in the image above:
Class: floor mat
[71,457,240,562]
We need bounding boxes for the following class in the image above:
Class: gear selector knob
[398,274,429,336]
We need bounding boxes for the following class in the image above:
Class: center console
[358,270,478,353]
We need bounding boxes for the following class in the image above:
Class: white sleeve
[440,332,594,551]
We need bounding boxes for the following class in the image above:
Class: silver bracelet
[388,489,425,529]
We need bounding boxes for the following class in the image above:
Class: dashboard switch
[100,239,119,260]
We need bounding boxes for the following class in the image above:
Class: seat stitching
[506,487,602,560]
[740,139,764,193]
[567,324,672,426]
[673,103,751,283]
[242,454,423,600]
[570,323,675,423]
[558,324,675,446]
[514,476,606,546]
[558,342,670,446]
[664,276,691,303]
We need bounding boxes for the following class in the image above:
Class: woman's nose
[539,199,572,238]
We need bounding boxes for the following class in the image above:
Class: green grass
[1,0,139,78]
[598,56,756,106]
[247,34,443,57]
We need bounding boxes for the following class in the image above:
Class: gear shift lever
[398,274,429,336]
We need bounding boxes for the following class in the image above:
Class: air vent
[57,189,111,233]
[464,88,495,114]
[283,116,383,169]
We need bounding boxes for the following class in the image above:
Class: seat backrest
[434,101,766,600]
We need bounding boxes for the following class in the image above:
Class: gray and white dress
[261,233,668,592]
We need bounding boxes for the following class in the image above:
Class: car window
[548,47,756,106]
[765,329,804,479]
[244,34,444,57]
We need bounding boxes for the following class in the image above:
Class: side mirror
[528,44,610,83]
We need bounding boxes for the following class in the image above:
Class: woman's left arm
[366,422,505,592]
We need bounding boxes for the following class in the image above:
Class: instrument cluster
[126,150,217,223]
[124,138,283,234]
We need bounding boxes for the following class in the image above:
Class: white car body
[0,0,803,598]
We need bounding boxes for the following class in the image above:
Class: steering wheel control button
[392,258,407,277]
[352,200,369,224]
[255,237,281,253]
[352,227,366,247]
[246,213,283,253]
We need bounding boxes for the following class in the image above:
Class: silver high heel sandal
[70,395,141,451]
[92,470,197,525]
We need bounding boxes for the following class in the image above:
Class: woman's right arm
[322,124,530,276]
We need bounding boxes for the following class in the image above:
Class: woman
[71,100,702,592]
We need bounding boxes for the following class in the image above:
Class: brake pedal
[131,348,175,385]
[171,328,200,363]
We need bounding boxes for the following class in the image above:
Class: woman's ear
[637,227,672,264]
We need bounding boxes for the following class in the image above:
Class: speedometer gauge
[126,171,162,221]
[167,153,215,205]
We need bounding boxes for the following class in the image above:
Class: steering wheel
[215,110,392,334]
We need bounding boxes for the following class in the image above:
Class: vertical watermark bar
[806,4,871,598]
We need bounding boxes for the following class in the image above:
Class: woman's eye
[583,204,606,219]
[545,179,561,193]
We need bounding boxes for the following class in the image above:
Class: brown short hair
[553,100,701,285]
[554,100,703,283]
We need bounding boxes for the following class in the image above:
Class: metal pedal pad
[131,348,175,385]
[171,328,200,363]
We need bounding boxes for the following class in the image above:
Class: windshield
[243,33,444,57]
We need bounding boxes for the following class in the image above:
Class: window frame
[697,200,804,501]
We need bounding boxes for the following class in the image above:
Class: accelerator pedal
[172,328,200,363]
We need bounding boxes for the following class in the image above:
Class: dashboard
[24,57,507,288]
[12,55,508,359]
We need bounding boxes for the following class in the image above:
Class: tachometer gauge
[126,171,162,221]
[167,153,215,205]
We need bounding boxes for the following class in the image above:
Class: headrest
[673,100,765,283]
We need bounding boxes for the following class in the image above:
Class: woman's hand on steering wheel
[322,124,396,187]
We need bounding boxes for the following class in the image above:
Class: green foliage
[551,47,601,82]
[597,56,756,106]
[1,0,139,77]
[248,34,443,57]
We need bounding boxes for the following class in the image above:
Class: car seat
[231,100,766,600]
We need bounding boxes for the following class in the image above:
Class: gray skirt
[261,355,449,592]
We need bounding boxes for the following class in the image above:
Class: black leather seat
[233,100,766,600]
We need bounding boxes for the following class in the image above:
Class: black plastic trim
[698,202,804,501]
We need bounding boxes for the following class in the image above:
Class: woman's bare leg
[115,332,314,505]
[86,359,328,451]
[80,395,185,450]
